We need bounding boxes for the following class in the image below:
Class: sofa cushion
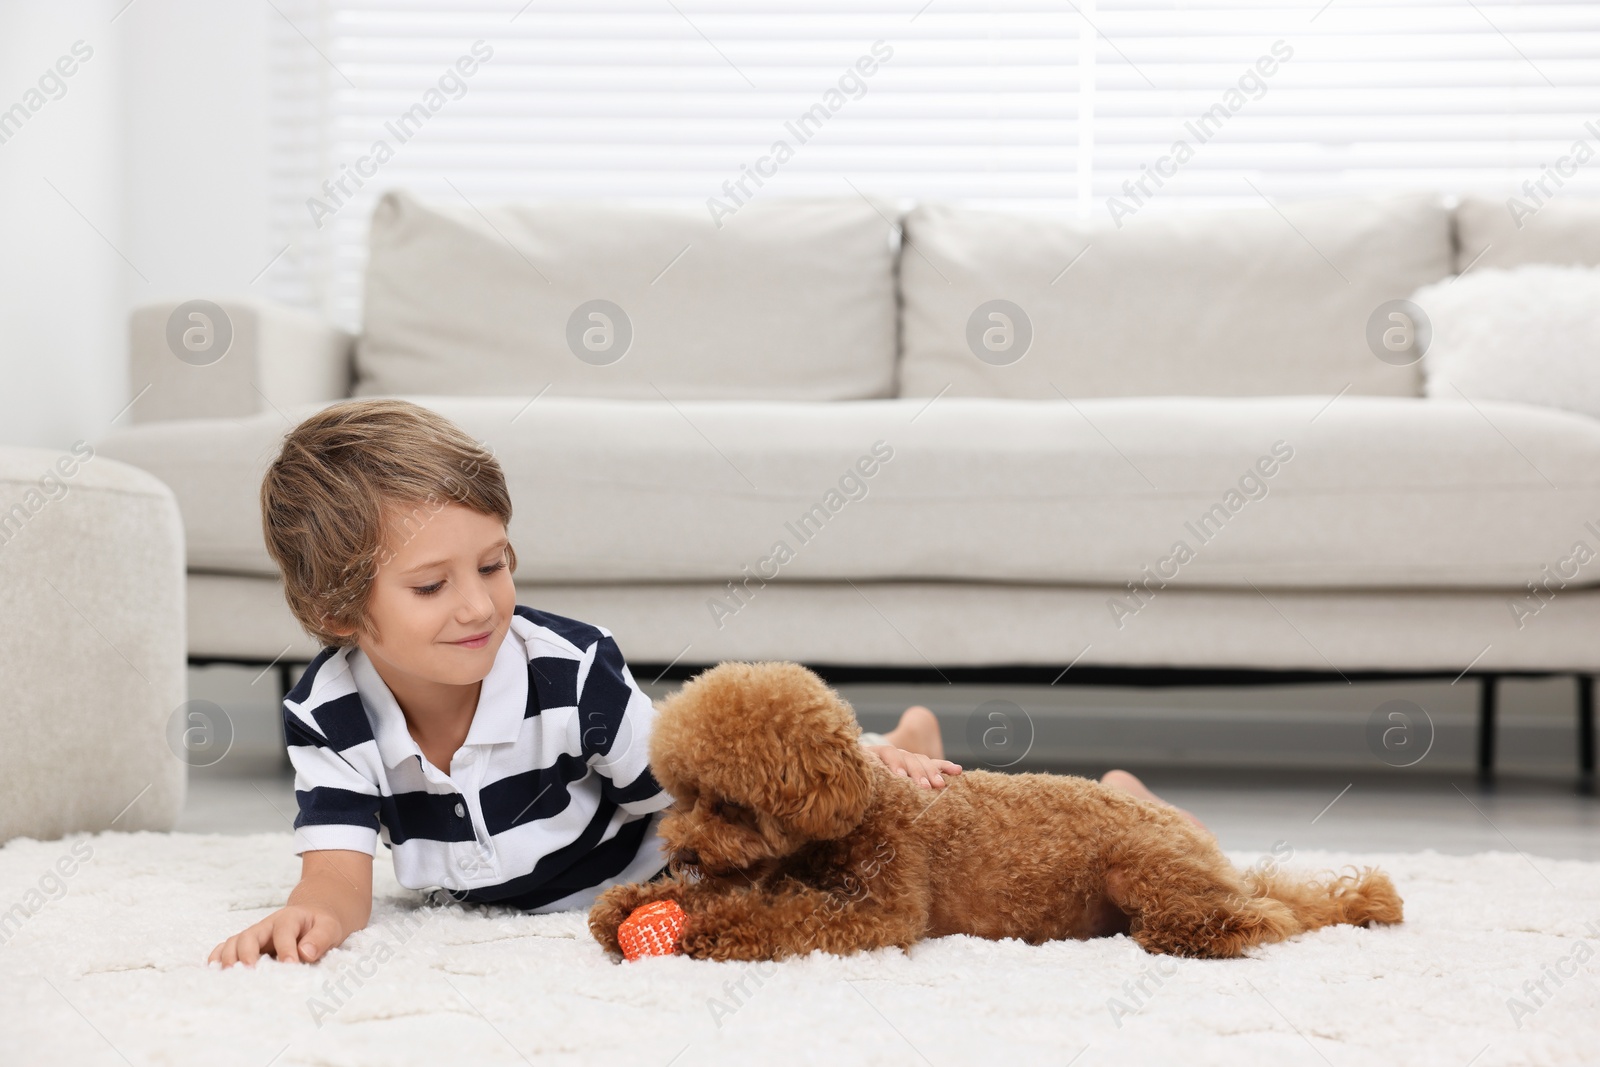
[1455,194,1600,273]
[353,191,899,402]
[189,569,1600,673]
[898,193,1452,400]
[1417,265,1600,421]
[96,395,1600,593]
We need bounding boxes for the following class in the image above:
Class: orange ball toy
[618,900,687,961]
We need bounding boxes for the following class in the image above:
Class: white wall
[0,2,124,450]
[0,0,273,451]
[120,0,272,311]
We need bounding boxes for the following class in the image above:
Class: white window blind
[266,0,1600,328]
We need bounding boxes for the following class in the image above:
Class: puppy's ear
[776,737,873,840]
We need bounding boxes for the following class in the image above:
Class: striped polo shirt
[281,605,674,913]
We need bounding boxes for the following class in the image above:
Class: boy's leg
[1101,769,1208,832]
[880,705,943,760]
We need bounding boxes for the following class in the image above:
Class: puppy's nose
[674,849,701,867]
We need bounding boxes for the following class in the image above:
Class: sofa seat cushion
[353,191,900,402]
[899,193,1452,400]
[95,395,1600,591]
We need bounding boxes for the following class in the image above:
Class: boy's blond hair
[260,398,518,649]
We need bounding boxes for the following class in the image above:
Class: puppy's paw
[679,932,749,962]
[588,885,652,954]
[675,927,720,966]
[677,917,725,961]
[679,914,782,963]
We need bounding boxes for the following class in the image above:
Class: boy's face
[349,502,517,688]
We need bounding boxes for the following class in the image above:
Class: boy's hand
[208,904,343,968]
[863,745,962,789]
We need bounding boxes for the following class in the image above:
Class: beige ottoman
[0,444,186,842]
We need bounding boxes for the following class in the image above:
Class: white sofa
[95,190,1600,777]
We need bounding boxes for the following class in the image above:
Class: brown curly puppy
[589,662,1403,962]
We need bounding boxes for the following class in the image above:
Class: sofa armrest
[128,297,354,424]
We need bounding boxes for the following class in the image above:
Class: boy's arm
[578,631,675,815]
[281,702,384,854]
[575,632,960,800]
[209,849,371,967]
[290,849,374,939]
[208,700,383,967]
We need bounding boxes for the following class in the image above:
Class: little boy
[208,399,960,968]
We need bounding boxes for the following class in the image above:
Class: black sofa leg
[1579,674,1595,796]
[277,661,298,772]
[1477,674,1498,787]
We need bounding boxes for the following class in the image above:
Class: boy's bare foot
[882,705,943,761]
[1100,769,1209,832]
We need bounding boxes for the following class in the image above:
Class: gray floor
[183,666,1600,862]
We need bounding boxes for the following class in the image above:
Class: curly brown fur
[589,662,1404,962]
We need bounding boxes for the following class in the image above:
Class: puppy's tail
[1245,865,1404,932]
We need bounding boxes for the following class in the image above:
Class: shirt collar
[349,618,530,770]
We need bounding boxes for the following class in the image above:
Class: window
[267,1,1600,326]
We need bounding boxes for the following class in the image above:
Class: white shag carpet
[2,831,1598,1067]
